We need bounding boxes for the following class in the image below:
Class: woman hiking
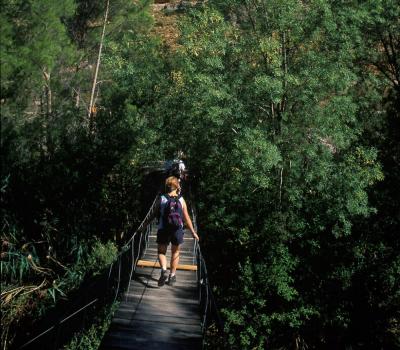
[153,176,199,287]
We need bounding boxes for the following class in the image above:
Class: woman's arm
[181,198,199,241]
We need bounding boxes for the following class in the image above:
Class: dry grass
[150,1,199,50]
[150,1,181,50]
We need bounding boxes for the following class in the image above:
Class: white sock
[170,273,175,277]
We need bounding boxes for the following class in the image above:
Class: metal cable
[18,298,99,349]
[113,258,122,303]
[18,326,55,349]
[59,299,98,325]
[107,263,114,283]
[122,195,159,249]
[143,223,151,256]
[133,225,144,272]
[124,202,157,302]
[202,262,209,333]
[123,196,158,303]
[125,241,135,302]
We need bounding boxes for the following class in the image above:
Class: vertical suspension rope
[107,263,113,284]
[198,247,202,303]
[113,258,122,303]
[145,223,151,253]
[193,238,197,265]
[133,227,144,271]
[201,259,209,332]
[143,223,150,257]
[125,241,135,302]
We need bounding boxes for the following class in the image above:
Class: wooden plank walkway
[100,226,202,350]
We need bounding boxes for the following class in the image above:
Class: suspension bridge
[100,221,201,349]
[15,191,222,350]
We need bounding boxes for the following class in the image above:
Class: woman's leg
[157,243,168,286]
[158,243,168,270]
[170,244,180,275]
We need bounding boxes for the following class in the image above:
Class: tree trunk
[88,0,110,130]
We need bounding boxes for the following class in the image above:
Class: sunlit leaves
[233,128,281,190]
[172,1,395,348]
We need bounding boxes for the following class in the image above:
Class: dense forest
[1,0,399,349]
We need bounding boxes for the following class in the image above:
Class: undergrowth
[1,239,118,349]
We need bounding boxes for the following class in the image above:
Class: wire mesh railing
[14,195,159,350]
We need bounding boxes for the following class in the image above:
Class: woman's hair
[165,176,180,192]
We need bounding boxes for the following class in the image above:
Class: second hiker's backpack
[162,195,183,231]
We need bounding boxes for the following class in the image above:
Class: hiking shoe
[168,275,176,286]
[158,269,168,287]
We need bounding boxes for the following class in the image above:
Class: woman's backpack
[162,195,183,231]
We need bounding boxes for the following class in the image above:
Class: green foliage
[1,1,157,348]
[1,0,399,349]
[1,240,118,348]
[85,240,118,275]
[160,1,399,349]
[0,0,76,101]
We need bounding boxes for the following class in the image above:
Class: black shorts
[157,228,184,246]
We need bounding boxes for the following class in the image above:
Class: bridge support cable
[124,243,135,302]
[16,194,160,350]
[201,258,210,334]
[133,223,145,271]
[113,258,122,303]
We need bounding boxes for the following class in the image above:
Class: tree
[163,2,391,348]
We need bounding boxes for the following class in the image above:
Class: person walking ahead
[156,176,199,286]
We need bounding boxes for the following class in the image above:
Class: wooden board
[136,259,197,271]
